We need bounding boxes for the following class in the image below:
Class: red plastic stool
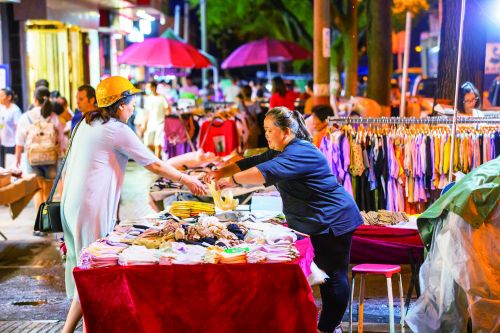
[348,264,405,333]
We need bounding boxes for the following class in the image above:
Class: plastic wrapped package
[406,208,500,333]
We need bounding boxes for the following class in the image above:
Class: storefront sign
[322,28,330,58]
[0,64,9,89]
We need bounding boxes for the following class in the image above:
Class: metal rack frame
[328,116,500,126]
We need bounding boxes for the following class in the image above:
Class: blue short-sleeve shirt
[237,139,363,236]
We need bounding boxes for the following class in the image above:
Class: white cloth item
[15,107,66,151]
[158,243,207,265]
[61,118,160,299]
[406,209,500,333]
[307,262,329,286]
[118,245,159,265]
[0,103,22,147]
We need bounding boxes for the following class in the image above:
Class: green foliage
[392,0,430,31]
[189,0,313,52]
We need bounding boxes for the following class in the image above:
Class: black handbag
[34,118,83,233]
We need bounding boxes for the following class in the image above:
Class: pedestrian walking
[0,88,22,168]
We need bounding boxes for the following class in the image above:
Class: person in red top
[269,76,297,110]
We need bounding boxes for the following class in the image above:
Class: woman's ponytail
[292,110,312,142]
[34,86,52,118]
[40,98,54,118]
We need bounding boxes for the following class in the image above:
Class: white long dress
[61,118,159,299]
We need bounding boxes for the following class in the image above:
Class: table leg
[405,249,417,313]
[358,274,365,333]
[349,275,356,333]
[387,276,395,333]
[399,273,405,333]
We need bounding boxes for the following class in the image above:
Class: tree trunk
[330,35,344,96]
[313,0,331,105]
[342,0,358,98]
[366,0,392,107]
[435,0,487,105]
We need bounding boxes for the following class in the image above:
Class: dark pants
[311,230,353,332]
[0,145,15,168]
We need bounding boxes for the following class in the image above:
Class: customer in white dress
[61,76,206,333]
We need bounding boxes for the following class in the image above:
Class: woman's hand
[203,169,224,184]
[215,177,234,190]
[181,175,207,196]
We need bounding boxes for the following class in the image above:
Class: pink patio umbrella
[221,38,311,69]
[221,38,311,82]
[118,37,211,68]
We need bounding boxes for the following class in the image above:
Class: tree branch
[272,0,313,46]
[330,2,345,31]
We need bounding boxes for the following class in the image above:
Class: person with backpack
[15,86,66,210]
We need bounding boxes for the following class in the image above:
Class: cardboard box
[0,173,11,188]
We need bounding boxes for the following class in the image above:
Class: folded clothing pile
[79,216,302,268]
[247,242,300,263]
[118,245,159,265]
[158,243,207,265]
[79,241,125,268]
[361,210,409,226]
[150,177,183,191]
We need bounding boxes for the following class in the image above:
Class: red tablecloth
[350,225,424,264]
[73,238,317,333]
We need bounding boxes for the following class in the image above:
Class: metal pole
[266,62,272,85]
[399,11,412,117]
[213,67,219,100]
[449,0,467,182]
[200,0,207,88]
[183,2,190,43]
[174,5,181,35]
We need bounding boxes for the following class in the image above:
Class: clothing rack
[328,116,500,126]
[327,116,500,184]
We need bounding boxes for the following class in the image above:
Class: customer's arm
[166,150,220,169]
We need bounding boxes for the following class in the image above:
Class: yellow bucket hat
[96,76,143,108]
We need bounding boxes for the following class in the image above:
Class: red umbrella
[118,37,211,68]
[221,38,311,69]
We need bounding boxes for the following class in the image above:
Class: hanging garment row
[320,124,500,214]
[164,106,261,158]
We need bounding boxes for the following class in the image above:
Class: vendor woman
[205,106,363,333]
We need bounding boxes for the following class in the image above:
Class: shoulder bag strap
[46,118,84,203]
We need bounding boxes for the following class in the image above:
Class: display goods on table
[74,210,318,333]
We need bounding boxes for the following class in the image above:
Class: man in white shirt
[141,80,170,158]
[224,77,241,103]
[0,88,22,168]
